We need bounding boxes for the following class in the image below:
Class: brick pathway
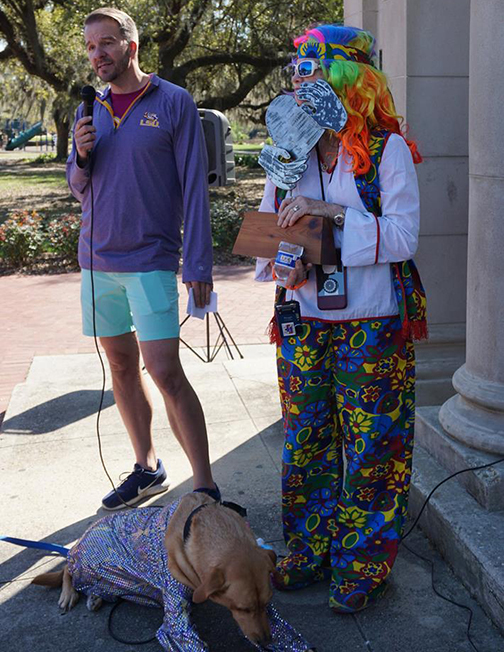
[0,265,274,425]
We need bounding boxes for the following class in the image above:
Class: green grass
[233,143,263,151]
[21,154,59,165]
[0,171,67,192]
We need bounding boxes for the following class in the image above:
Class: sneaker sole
[101,478,171,511]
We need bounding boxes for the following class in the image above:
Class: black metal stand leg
[214,313,244,360]
[179,311,243,363]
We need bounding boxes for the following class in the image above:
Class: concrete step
[416,406,504,511]
[410,443,504,633]
[415,331,465,406]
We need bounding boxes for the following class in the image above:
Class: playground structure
[1,119,55,152]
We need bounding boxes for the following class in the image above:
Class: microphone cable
[401,455,504,542]
[398,455,504,652]
[82,85,135,511]
[88,165,122,503]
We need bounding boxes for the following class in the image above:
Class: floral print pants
[275,315,415,612]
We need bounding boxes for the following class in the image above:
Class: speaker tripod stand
[179,312,243,363]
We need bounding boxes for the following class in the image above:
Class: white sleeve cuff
[341,207,379,267]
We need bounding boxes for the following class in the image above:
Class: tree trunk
[53,107,70,160]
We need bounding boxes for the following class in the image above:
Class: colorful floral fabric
[356,130,428,341]
[275,316,415,612]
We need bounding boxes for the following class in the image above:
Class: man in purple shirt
[67,7,218,510]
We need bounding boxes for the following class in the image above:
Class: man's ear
[192,567,225,604]
[129,41,137,58]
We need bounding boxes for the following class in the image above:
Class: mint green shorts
[81,270,180,341]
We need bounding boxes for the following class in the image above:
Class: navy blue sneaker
[102,459,170,511]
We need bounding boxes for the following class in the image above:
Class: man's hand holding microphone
[75,86,97,167]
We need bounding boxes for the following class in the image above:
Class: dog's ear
[271,568,284,585]
[192,566,225,604]
[264,548,277,566]
[260,548,283,584]
[260,548,283,585]
[259,547,277,573]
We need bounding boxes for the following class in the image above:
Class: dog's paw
[58,587,79,612]
[86,594,103,612]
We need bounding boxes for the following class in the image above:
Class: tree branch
[198,66,275,111]
[167,51,288,86]
[0,45,14,60]
[23,0,46,71]
[0,6,68,92]
[157,0,212,70]
[239,99,274,110]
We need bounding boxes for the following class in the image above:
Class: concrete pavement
[0,270,503,651]
[0,266,272,427]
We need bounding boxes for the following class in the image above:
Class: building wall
[344,0,378,35]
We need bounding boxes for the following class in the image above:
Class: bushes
[0,200,245,269]
[210,199,241,251]
[0,210,81,268]
[209,198,254,264]
[0,211,45,267]
[234,152,261,168]
[45,214,81,261]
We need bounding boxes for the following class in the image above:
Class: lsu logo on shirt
[140,112,160,128]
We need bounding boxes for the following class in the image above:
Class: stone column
[371,0,471,406]
[438,1,504,456]
[344,0,378,34]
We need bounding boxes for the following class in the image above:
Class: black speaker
[198,109,235,186]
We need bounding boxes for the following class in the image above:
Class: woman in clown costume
[256,24,427,613]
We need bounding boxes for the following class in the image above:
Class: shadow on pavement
[1,414,502,651]
[1,390,115,435]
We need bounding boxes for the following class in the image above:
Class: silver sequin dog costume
[67,499,312,651]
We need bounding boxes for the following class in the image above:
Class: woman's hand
[285,258,312,289]
[277,196,345,228]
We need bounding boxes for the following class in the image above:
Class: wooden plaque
[232,211,337,265]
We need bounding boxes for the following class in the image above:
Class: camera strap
[316,145,347,309]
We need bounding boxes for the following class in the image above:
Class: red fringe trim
[402,318,428,342]
[267,314,282,345]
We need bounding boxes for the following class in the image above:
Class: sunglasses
[287,59,323,78]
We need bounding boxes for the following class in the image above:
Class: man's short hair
[84,7,138,45]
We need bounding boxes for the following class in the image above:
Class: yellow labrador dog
[32,493,313,651]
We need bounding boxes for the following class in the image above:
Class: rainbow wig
[294,25,422,173]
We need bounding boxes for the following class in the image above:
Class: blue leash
[0,535,69,557]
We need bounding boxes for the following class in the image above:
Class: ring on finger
[291,205,300,212]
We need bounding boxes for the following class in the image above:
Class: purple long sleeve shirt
[66,74,212,283]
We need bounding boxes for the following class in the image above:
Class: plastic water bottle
[274,241,304,282]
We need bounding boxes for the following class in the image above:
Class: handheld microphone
[81,85,96,121]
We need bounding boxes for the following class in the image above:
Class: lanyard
[315,144,336,202]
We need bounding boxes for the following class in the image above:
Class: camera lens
[324,278,338,293]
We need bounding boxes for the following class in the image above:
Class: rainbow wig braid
[294,24,422,173]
